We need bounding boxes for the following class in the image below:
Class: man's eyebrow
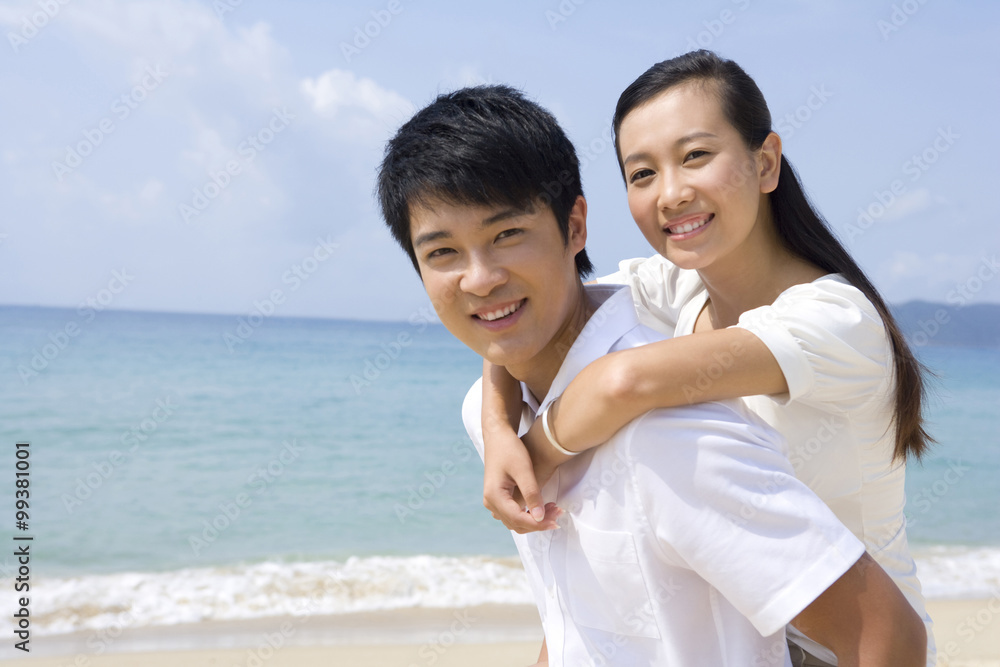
[413,229,450,248]
[623,131,718,165]
[412,206,528,249]
[481,207,528,227]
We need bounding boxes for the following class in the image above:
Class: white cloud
[301,69,413,140]
[882,187,932,223]
[886,251,923,279]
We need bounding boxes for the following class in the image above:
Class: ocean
[1,305,998,639]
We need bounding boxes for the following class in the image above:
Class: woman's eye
[628,168,653,184]
[685,150,709,161]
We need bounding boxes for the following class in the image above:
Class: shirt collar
[520,284,639,414]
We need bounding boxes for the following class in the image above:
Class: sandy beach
[3,599,996,666]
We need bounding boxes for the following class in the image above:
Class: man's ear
[759,132,782,194]
[567,195,588,254]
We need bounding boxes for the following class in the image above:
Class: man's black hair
[377,84,594,277]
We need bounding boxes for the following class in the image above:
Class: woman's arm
[533,327,787,455]
[484,327,788,532]
[482,359,561,533]
[528,638,548,666]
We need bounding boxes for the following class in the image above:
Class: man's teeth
[480,301,522,322]
[671,218,708,234]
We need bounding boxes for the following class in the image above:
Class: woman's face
[617,81,779,272]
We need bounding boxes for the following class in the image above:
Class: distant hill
[891,301,1000,348]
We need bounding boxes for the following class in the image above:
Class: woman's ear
[759,132,782,194]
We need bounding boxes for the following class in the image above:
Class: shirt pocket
[564,521,660,639]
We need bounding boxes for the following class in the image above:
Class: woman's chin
[659,246,715,272]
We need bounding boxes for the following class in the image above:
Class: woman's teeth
[671,218,707,234]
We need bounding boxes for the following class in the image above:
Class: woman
[482,50,934,666]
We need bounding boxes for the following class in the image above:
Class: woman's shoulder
[756,273,885,336]
[776,273,878,311]
[595,255,706,333]
[737,274,893,409]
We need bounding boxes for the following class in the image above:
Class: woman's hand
[483,418,562,533]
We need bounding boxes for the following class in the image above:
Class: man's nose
[460,252,507,297]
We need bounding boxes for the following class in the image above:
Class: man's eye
[628,169,653,184]
[427,247,455,259]
[496,228,523,241]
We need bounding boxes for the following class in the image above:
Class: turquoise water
[905,345,1000,546]
[0,306,505,577]
[0,305,997,632]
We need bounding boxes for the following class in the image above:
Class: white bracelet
[539,403,578,457]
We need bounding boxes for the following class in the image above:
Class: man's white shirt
[462,285,865,666]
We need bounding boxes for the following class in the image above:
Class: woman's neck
[697,218,827,329]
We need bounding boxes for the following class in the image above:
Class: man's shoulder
[620,398,783,458]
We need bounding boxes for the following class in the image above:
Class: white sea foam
[3,555,533,637]
[7,547,999,637]
[914,545,1000,599]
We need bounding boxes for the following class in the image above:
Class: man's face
[409,196,587,372]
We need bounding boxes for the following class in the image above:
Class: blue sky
[1,0,997,321]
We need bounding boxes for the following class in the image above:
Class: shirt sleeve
[733,275,893,411]
[594,255,702,336]
[626,402,865,637]
[461,377,487,462]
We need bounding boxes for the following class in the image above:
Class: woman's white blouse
[597,254,934,665]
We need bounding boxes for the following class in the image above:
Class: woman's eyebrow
[623,132,719,165]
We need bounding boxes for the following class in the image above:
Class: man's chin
[481,343,535,373]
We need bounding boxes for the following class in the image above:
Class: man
[376,85,925,666]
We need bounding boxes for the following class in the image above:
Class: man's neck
[506,282,597,404]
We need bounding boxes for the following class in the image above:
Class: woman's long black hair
[613,50,930,461]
